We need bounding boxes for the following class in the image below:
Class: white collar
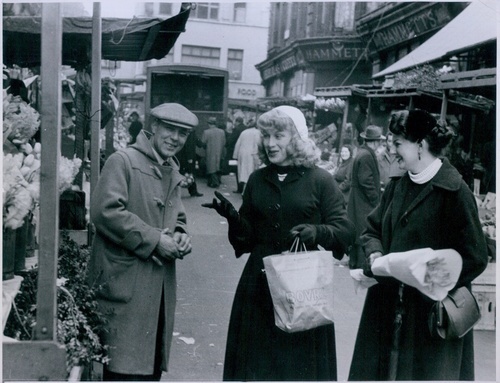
[409,158,442,184]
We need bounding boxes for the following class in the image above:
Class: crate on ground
[472,263,496,331]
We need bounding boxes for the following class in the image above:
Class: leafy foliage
[4,231,109,372]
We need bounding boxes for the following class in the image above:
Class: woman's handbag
[428,286,481,339]
[263,238,335,333]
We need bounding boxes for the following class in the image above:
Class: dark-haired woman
[334,144,354,204]
[204,106,355,381]
[348,109,488,381]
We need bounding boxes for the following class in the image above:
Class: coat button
[274,204,280,210]
[273,223,280,229]
[401,216,409,227]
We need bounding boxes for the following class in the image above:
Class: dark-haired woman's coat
[223,165,355,381]
[348,159,488,381]
[334,157,353,204]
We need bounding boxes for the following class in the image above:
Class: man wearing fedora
[347,125,385,269]
[201,116,226,187]
[87,103,197,381]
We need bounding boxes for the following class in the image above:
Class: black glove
[289,224,318,247]
[202,191,239,222]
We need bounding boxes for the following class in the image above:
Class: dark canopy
[3,5,190,68]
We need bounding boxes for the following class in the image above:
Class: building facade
[356,2,469,78]
[256,2,380,98]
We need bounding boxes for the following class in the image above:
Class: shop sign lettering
[262,64,281,80]
[302,45,366,62]
[237,88,257,97]
[373,6,451,49]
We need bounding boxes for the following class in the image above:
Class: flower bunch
[3,153,33,230]
[424,257,452,288]
[179,173,195,188]
[314,97,346,113]
[3,95,40,145]
[3,144,82,229]
[59,155,83,194]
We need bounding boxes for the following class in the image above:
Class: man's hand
[155,232,181,262]
[173,231,192,258]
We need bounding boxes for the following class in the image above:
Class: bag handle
[289,236,307,254]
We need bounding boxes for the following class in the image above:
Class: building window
[159,3,172,15]
[228,49,243,80]
[181,45,220,67]
[233,3,246,23]
[192,3,219,20]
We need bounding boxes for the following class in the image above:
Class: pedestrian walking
[348,109,488,381]
[127,110,143,145]
[201,116,226,187]
[377,132,404,192]
[176,132,203,197]
[87,103,197,381]
[232,123,261,194]
[334,144,354,204]
[347,125,384,269]
[226,116,248,192]
[203,105,355,381]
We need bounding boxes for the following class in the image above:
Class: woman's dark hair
[388,109,455,157]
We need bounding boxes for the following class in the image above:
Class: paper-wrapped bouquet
[371,248,462,301]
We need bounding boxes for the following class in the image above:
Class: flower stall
[3,3,192,380]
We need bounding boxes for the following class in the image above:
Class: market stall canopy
[3,6,190,67]
[373,0,497,79]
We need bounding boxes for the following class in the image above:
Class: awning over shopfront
[3,6,190,67]
[373,0,497,79]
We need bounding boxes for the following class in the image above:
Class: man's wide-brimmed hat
[150,103,198,130]
[360,125,386,141]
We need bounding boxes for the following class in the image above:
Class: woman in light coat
[232,124,261,193]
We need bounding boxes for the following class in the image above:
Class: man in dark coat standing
[347,125,385,269]
[201,116,226,188]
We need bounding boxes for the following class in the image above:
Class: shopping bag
[263,238,335,333]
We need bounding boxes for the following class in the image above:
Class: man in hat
[201,116,226,187]
[87,103,197,381]
[347,125,385,269]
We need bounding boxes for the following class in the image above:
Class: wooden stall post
[3,4,68,380]
[337,97,350,152]
[90,2,102,196]
[440,89,449,120]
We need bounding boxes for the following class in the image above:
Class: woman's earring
[418,151,421,161]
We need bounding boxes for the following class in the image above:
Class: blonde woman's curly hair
[256,108,321,168]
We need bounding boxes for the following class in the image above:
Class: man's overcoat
[201,126,226,174]
[87,131,187,375]
[347,145,381,243]
[348,159,488,381]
